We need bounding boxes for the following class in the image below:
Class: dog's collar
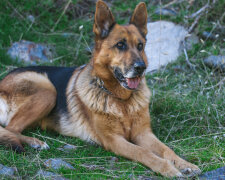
[95,77,113,95]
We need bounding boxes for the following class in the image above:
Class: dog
[0,1,201,177]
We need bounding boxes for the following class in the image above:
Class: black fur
[10,66,77,114]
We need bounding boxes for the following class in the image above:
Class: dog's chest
[119,118,132,140]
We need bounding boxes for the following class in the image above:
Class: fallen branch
[163,0,185,8]
[51,0,72,32]
[188,14,202,33]
[183,41,196,70]
[188,0,218,33]
[188,3,210,18]
[203,77,225,90]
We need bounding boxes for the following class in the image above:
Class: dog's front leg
[101,134,182,177]
[133,129,201,177]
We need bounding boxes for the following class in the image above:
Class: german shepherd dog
[0,1,201,177]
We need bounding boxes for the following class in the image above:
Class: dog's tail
[0,126,25,153]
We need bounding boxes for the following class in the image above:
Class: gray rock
[146,21,198,72]
[220,49,225,56]
[63,144,77,150]
[27,15,35,23]
[44,158,75,170]
[202,31,219,40]
[57,144,77,153]
[0,164,17,176]
[203,55,225,72]
[7,40,55,64]
[36,170,68,180]
[199,166,225,179]
[81,164,105,170]
[61,33,75,38]
[155,8,177,16]
[138,175,158,180]
[110,156,119,163]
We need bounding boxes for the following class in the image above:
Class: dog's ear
[93,0,115,38]
[130,2,148,37]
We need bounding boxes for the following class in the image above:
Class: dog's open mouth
[114,67,141,90]
[126,77,141,89]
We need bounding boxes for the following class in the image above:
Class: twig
[51,0,72,32]
[31,132,84,147]
[188,14,202,33]
[169,131,225,143]
[183,41,196,70]
[188,3,210,18]
[163,0,185,8]
[203,77,225,90]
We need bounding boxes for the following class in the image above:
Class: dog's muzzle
[113,60,146,90]
[133,61,146,76]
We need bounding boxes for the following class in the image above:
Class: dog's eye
[137,43,143,51]
[116,42,127,51]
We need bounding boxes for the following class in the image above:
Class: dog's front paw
[174,159,201,177]
[160,160,184,178]
[180,165,201,177]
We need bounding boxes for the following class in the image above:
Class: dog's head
[92,0,148,90]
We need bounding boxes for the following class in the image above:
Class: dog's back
[9,66,76,113]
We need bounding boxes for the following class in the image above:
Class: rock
[63,144,77,150]
[44,158,75,170]
[81,164,105,170]
[145,21,198,72]
[0,164,17,177]
[155,8,177,16]
[202,31,219,40]
[36,170,68,180]
[138,175,157,180]
[199,166,225,179]
[203,55,225,72]
[110,157,119,163]
[61,33,75,38]
[27,15,35,23]
[57,144,77,153]
[7,40,55,64]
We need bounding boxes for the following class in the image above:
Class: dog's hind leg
[0,72,56,150]
[5,88,56,150]
[0,126,25,153]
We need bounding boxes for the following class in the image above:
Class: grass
[0,0,224,179]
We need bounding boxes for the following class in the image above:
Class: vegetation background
[0,0,224,179]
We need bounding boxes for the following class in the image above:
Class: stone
[57,144,77,153]
[0,164,16,177]
[203,55,225,72]
[36,170,68,180]
[138,175,158,180]
[199,166,225,179]
[202,31,219,40]
[27,15,35,23]
[7,40,55,64]
[44,158,75,170]
[155,8,177,16]
[145,21,198,72]
[110,157,119,163]
[81,164,105,170]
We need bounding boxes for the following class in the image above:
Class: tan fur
[0,1,201,177]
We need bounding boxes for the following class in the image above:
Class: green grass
[0,0,224,179]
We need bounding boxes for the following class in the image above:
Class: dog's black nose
[134,61,146,75]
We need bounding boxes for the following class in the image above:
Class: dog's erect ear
[93,0,115,38]
[130,2,148,37]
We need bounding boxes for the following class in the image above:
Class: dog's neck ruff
[95,77,113,95]
[72,63,151,116]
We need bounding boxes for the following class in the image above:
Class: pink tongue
[126,77,141,89]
